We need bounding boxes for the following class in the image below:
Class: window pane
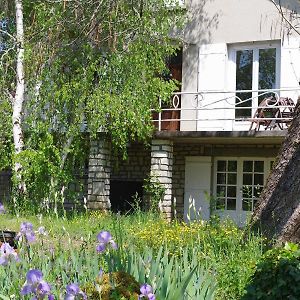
[243,199,252,211]
[254,186,263,198]
[243,161,253,172]
[228,173,237,185]
[217,173,226,184]
[254,161,264,173]
[235,50,253,118]
[227,198,236,210]
[216,198,225,210]
[228,161,237,172]
[217,161,226,172]
[243,185,252,198]
[254,174,264,185]
[217,185,226,197]
[259,48,276,103]
[243,174,252,185]
[227,186,237,198]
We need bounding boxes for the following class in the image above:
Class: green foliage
[143,174,165,212]
[127,246,216,300]
[128,218,264,300]
[84,271,140,299]
[0,211,265,300]
[0,0,185,209]
[242,242,300,300]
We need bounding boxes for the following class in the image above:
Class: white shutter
[184,156,212,221]
[197,43,228,131]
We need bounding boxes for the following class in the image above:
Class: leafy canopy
[0,0,184,210]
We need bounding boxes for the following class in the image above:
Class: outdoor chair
[249,96,295,131]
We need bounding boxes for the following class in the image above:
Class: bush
[84,271,140,299]
[242,242,300,300]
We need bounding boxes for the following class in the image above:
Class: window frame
[228,41,281,118]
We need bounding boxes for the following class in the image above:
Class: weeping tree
[0,0,184,213]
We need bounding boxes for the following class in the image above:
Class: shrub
[242,242,300,300]
[84,271,140,299]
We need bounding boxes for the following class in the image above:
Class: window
[214,157,274,225]
[229,42,280,119]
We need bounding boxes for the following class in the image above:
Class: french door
[214,157,274,226]
[228,41,280,130]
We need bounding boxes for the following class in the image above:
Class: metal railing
[152,88,299,131]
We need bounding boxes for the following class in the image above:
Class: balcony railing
[152,88,299,132]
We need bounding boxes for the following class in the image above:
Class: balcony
[152,88,299,133]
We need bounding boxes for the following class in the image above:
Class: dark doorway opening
[110,180,143,214]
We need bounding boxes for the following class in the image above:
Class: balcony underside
[154,130,286,145]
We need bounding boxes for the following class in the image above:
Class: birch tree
[13,0,26,195]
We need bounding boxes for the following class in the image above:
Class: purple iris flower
[96,231,117,253]
[16,222,36,243]
[35,281,53,299]
[139,284,156,300]
[21,269,54,299]
[65,283,87,300]
[0,202,5,214]
[0,242,20,266]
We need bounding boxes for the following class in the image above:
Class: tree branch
[270,0,300,36]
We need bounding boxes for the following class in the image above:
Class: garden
[2,1,300,299]
[1,202,299,300]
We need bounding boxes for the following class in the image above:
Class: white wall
[183,0,300,45]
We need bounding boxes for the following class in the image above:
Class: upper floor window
[228,42,280,119]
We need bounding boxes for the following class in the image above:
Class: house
[1,0,300,226]
[84,0,300,227]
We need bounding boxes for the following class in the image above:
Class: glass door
[214,158,273,226]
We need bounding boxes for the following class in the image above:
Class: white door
[184,156,212,221]
[214,157,274,227]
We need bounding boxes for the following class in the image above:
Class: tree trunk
[251,100,300,243]
[13,0,26,193]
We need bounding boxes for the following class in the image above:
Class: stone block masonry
[150,139,173,220]
[111,144,150,182]
[87,136,111,210]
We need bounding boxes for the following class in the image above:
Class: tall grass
[0,211,265,299]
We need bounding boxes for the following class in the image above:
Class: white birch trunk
[13,0,26,193]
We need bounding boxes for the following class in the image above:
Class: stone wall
[111,143,150,181]
[150,140,173,220]
[87,138,111,210]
